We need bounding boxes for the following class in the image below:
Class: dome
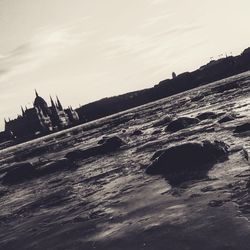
[34,96,48,108]
[33,91,50,115]
[242,47,250,55]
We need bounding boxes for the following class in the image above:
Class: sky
[0,0,250,129]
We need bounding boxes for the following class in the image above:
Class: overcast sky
[0,0,250,129]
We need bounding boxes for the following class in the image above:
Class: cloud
[103,24,202,60]
[140,13,174,28]
[0,25,86,89]
[149,0,166,5]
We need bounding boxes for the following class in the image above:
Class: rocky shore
[0,71,249,249]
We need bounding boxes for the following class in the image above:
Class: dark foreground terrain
[0,71,250,250]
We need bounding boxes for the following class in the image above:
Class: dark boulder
[13,145,50,162]
[242,148,249,162]
[35,158,76,176]
[65,150,85,161]
[66,147,100,161]
[212,81,240,93]
[2,162,35,185]
[66,136,125,161]
[152,129,162,135]
[153,115,172,127]
[208,200,224,207]
[0,187,8,197]
[196,111,217,120]
[146,140,229,176]
[218,114,235,124]
[131,130,143,136]
[165,117,200,132]
[150,149,165,161]
[98,136,109,145]
[99,136,125,149]
[234,123,250,133]
[191,94,205,102]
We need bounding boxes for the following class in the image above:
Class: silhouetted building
[0,130,11,143]
[4,91,79,139]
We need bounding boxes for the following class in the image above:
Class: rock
[234,123,250,133]
[99,136,125,149]
[98,136,109,145]
[196,111,217,120]
[212,81,240,93]
[191,94,204,102]
[218,114,235,123]
[153,115,172,127]
[150,149,165,161]
[66,147,101,161]
[109,115,135,128]
[146,140,229,176]
[208,200,224,207]
[152,129,161,135]
[165,117,200,132]
[201,186,215,192]
[2,162,35,185]
[0,187,8,197]
[131,130,143,136]
[35,158,76,176]
[1,159,77,184]
[242,148,249,162]
[65,150,85,161]
[14,145,52,162]
[245,179,250,189]
[66,136,125,161]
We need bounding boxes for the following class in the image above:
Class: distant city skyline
[0,0,250,129]
[3,90,79,140]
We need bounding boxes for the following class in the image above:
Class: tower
[56,96,63,111]
[50,95,61,128]
[50,96,58,112]
[21,106,25,116]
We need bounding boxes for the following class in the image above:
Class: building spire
[56,95,63,110]
[21,106,25,116]
[50,95,56,108]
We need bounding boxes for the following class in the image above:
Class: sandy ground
[0,71,250,250]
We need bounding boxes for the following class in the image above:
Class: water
[0,71,250,249]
